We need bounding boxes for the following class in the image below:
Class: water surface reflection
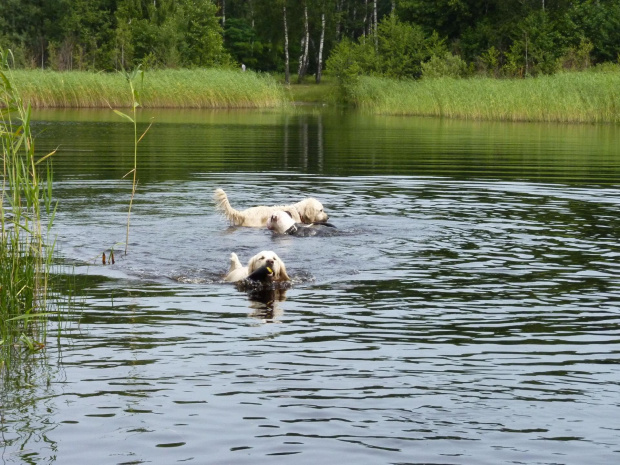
[1,110,619,464]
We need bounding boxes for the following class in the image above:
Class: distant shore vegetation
[2,1,619,84]
[345,67,620,123]
[11,68,286,109]
[5,2,620,122]
[10,65,620,124]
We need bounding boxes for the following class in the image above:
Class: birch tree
[297,1,310,82]
[373,0,378,50]
[316,11,325,82]
[283,2,290,84]
[221,0,226,29]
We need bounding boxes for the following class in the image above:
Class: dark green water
[1,108,619,464]
[32,108,620,182]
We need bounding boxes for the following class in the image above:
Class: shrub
[325,40,363,103]
[422,52,468,79]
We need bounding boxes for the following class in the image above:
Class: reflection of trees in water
[2,354,61,464]
[282,114,324,173]
[298,114,324,172]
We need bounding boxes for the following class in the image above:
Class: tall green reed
[348,71,620,123]
[1,50,58,368]
[12,68,286,109]
[113,66,152,256]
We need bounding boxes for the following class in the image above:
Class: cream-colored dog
[266,210,297,234]
[214,188,328,227]
[224,250,290,282]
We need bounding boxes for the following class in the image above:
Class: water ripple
[4,115,620,464]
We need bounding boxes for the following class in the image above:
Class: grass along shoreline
[349,71,620,123]
[1,61,63,368]
[11,68,287,109]
[10,68,620,123]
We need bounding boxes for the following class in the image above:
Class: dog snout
[266,259,275,267]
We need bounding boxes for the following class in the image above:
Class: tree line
[1,0,620,82]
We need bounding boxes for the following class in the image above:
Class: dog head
[267,210,296,234]
[297,198,329,224]
[248,250,290,281]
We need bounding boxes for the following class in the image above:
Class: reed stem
[1,50,59,368]
[113,67,152,256]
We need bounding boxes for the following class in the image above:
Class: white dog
[224,250,290,282]
[267,210,337,237]
[266,211,298,234]
[214,188,328,227]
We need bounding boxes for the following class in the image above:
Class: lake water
[2,108,620,464]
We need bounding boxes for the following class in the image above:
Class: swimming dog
[224,250,290,282]
[214,188,328,227]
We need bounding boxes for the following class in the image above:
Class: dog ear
[299,204,316,224]
[296,203,308,223]
[274,256,290,281]
[247,255,259,272]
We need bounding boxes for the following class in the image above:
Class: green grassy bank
[10,68,620,123]
[279,75,338,104]
[349,71,620,123]
[11,68,287,109]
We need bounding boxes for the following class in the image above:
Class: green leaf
[35,148,57,165]
[113,109,134,123]
[8,312,58,322]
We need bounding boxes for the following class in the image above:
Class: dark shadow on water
[170,268,293,321]
[246,287,288,321]
[234,280,290,322]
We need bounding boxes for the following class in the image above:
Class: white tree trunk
[363,0,368,37]
[373,0,378,50]
[316,12,325,83]
[283,4,290,84]
[297,4,310,82]
[297,37,304,79]
[222,0,226,29]
[335,0,343,40]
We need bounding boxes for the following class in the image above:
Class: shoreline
[11,68,620,124]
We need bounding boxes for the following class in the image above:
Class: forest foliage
[1,0,620,83]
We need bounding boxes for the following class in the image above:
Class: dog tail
[228,252,243,273]
[214,188,243,225]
